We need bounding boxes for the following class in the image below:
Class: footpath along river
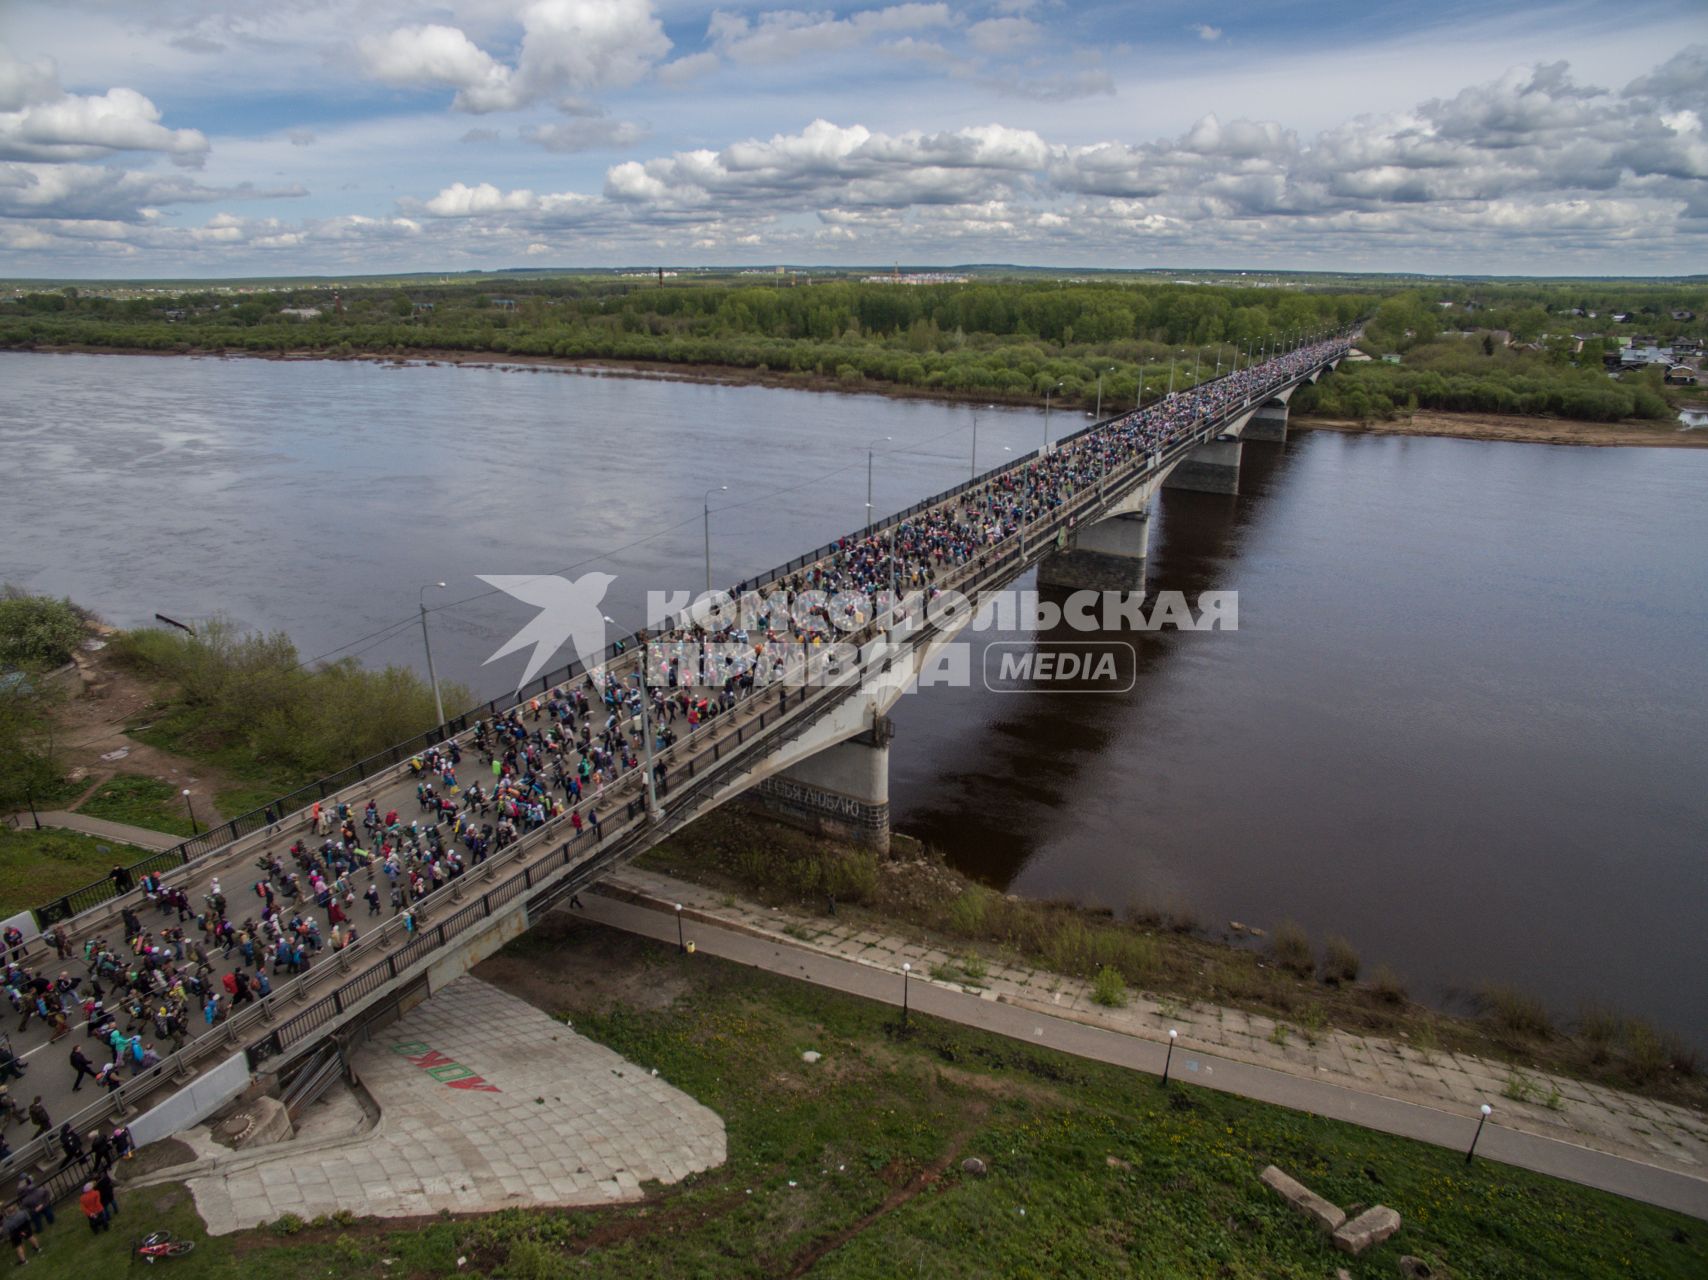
[4,351,1706,1046]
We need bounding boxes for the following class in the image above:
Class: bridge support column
[1036,510,1149,594]
[747,717,892,853]
[1164,439,1243,495]
[1244,401,1289,443]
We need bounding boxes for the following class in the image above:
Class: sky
[1,0,1704,278]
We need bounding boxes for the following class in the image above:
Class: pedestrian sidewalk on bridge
[25,810,181,851]
[593,867,1708,1194]
[175,975,726,1233]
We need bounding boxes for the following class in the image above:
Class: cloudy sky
[1,0,1704,277]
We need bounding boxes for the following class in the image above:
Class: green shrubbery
[110,618,469,783]
[0,588,87,671]
[1294,340,1675,423]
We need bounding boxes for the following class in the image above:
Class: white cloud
[360,1,671,112]
[0,48,208,165]
[1191,24,1223,42]
[359,24,514,110]
[967,17,1040,56]
[0,161,300,220]
[523,117,648,152]
[706,4,955,65]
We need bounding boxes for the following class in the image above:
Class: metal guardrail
[0,344,1348,1182]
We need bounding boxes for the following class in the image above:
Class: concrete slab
[183,975,725,1233]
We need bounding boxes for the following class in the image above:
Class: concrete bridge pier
[1036,510,1149,594]
[747,716,892,853]
[1243,399,1289,443]
[1163,438,1242,495]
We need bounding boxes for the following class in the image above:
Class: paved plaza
[179,975,725,1233]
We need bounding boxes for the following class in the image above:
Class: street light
[24,783,40,830]
[901,962,911,1029]
[181,788,197,835]
[1135,364,1146,411]
[675,902,685,954]
[1042,382,1063,452]
[970,403,993,482]
[604,614,661,820]
[1161,1027,1178,1086]
[865,435,892,528]
[1466,1103,1492,1164]
[419,581,447,729]
[1094,366,1114,422]
[702,485,727,596]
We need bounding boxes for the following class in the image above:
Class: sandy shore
[1296,411,1708,448]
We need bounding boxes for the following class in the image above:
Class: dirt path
[43,639,242,830]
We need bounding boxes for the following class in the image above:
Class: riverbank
[14,342,1702,442]
[1296,410,1708,448]
[637,811,1706,1112]
[31,918,1708,1278]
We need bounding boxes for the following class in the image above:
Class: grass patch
[75,773,199,837]
[0,826,152,915]
[39,920,1708,1278]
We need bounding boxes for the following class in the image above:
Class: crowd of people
[1,337,1345,1237]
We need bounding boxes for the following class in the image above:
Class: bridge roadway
[1,340,1349,1179]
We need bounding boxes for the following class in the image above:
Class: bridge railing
[25,341,1348,943]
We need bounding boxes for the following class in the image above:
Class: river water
[5,352,1706,1043]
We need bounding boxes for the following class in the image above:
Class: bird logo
[478,571,617,689]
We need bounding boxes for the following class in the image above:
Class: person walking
[69,1043,98,1092]
[95,1166,117,1221]
[26,1097,49,1138]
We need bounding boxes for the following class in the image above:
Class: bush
[1369,964,1407,1005]
[0,589,87,670]
[1091,965,1128,1008]
[1479,986,1554,1041]
[110,617,469,780]
[1320,936,1361,985]
[1269,921,1314,978]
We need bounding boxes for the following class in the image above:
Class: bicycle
[135,1230,195,1262]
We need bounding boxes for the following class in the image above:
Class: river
[5,351,1706,1045]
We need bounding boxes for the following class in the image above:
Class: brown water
[5,353,1706,1043]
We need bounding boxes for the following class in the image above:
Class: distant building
[1665,365,1698,385]
[490,297,518,310]
[279,307,321,320]
[1671,310,1695,322]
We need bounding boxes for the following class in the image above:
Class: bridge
[0,336,1347,1183]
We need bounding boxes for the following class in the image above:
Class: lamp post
[702,485,727,596]
[970,404,993,482]
[1466,1103,1492,1164]
[181,788,197,835]
[1094,367,1114,422]
[1161,1027,1178,1086]
[865,435,892,528]
[1042,382,1063,453]
[901,962,911,1029]
[674,902,685,954]
[419,581,447,729]
[24,783,40,830]
[605,614,661,820]
[1167,357,1176,397]
[1135,364,1145,412]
